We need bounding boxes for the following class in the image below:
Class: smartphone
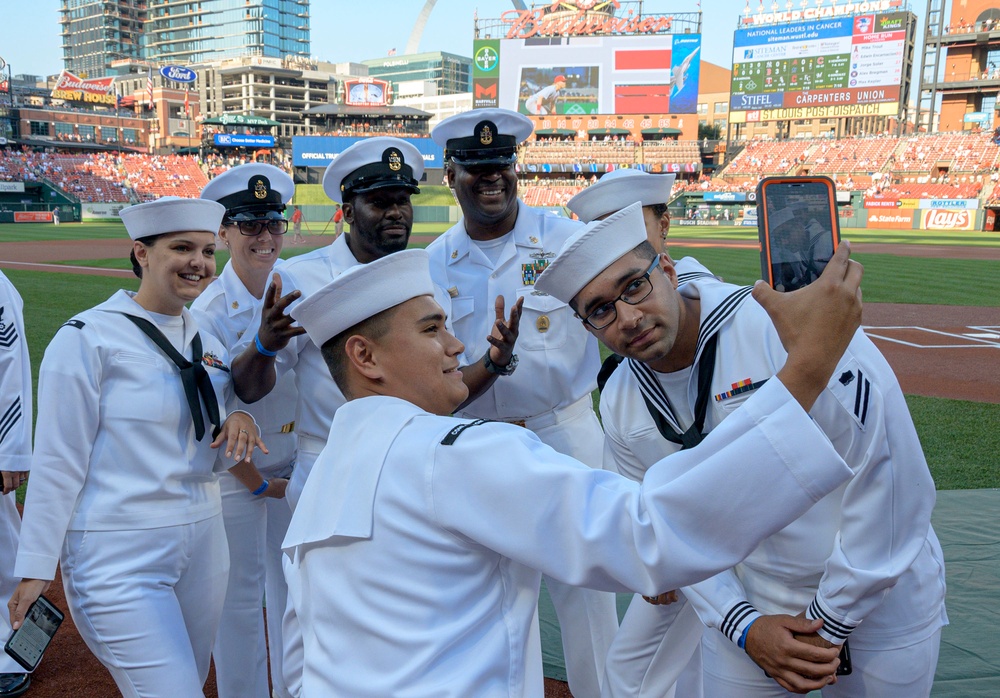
[756,176,840,291]
[836,639,852,676]
[4,595,64,672]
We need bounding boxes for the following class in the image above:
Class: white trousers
[602,594,704,698]
[213,467,293,698]
[527,398,620,698]
[61,516,229,698]
[0,493,23,673]
[280,447,322,698]
[701,623,942,697]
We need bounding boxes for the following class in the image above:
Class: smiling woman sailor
[7,197,280,698]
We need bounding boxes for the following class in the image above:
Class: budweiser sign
[51,70,116,105]
[921,209,975,231]
[502,2,673,40]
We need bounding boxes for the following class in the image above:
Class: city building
[58,0,311,79]
[362,51,471,97]
[59,0,145,79]
[143,0,310,66]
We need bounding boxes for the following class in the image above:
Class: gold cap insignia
[451,250,458,259]
[529,236,539,244]
[231,301,239,309]
[480,124,493,145]
[253,178,268,200]
[386,149,403,171]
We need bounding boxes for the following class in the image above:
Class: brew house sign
[502,1,674,39]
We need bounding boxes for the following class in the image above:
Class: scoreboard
[729,11,913,123]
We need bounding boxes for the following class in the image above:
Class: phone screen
[5,597,63,671]
[761,180,838,291]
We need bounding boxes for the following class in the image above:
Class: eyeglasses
[225,218,288,236]
[582,258,660,330]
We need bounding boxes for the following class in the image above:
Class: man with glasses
[425,108,619,698]
[535,203,947,697]
[197,162,297,698]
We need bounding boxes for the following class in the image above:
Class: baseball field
[1,219,997,696]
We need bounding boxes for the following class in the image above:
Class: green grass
[0,221,131,242]
[293,184,456,206]
[906,395,1000,490]
[668,247,1000,307]
[668,225,1000,247]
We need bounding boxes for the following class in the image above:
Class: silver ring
[239,429,249,434]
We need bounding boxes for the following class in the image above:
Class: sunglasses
[225,218,288,236]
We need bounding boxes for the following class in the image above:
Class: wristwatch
[483,351,518,376]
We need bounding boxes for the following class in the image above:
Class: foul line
[0,260,133,276]
[863,325,1000,349]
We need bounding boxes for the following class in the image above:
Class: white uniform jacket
[425,202,599,421]
[0,272,32,474]
[14,291,235,581]
[192,262,297,473]
[282,388,854,697]
[234,236,356,450]
[601,277,948,649]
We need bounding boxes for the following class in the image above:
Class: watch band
[483,351,518,376]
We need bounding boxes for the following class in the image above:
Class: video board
[474,33,702,117]
[729,11,912,123]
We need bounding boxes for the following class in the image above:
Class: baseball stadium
[0,1,997,696]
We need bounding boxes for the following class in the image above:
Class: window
[29,121,48,136]
[714,102,728,114]
[122,128,137,144]
[697,103,708,115]
[78,124,96,141]
[54,122,74,137]
[101,126,118,142]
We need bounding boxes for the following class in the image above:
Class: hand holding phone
[4,595,63,672]
[757,176,841,292]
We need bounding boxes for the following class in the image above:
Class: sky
[0,0,787,79]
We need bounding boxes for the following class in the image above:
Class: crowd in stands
[314,120,428,138]
[944,17,1000,34]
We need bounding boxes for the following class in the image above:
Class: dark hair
[319,306,396,396]
[648,203,669,219]
[631,239,658,262]
[129,234,163,279]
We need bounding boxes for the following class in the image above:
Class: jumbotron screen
[729,11,912,123]
[473,33,702,118]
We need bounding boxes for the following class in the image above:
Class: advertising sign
[500,2,675,40]
[864,197,900,208]
[472,40,501,110]
[920,198,979,210]
[704,192,749,202]
[866,209,913,228]
[292,136,444,168]
[160,66,197,83]
[214,134,275,148]
[921,209,975,230]
[82,202,129,219]
[729,10,910,122]
[13,211,52,223]
[50,70,116,105]
[0,182,25,193]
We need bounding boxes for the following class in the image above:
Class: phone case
[756,175,840,291]
[3,595,64,672]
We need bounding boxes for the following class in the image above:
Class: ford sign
[160,65,197,83]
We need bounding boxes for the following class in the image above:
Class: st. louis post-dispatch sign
[731,99,899,123]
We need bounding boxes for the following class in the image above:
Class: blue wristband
[738,616,760,650]
[252,479,269,496]
[254,333,277,357]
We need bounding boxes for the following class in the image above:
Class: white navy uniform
[235,235,357,509]
[426,200,619,697]
[192,263,296,698]
[282,385,854,697]
[600,276,948,697]
[14,291,237,697]
[0,272,32,676]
